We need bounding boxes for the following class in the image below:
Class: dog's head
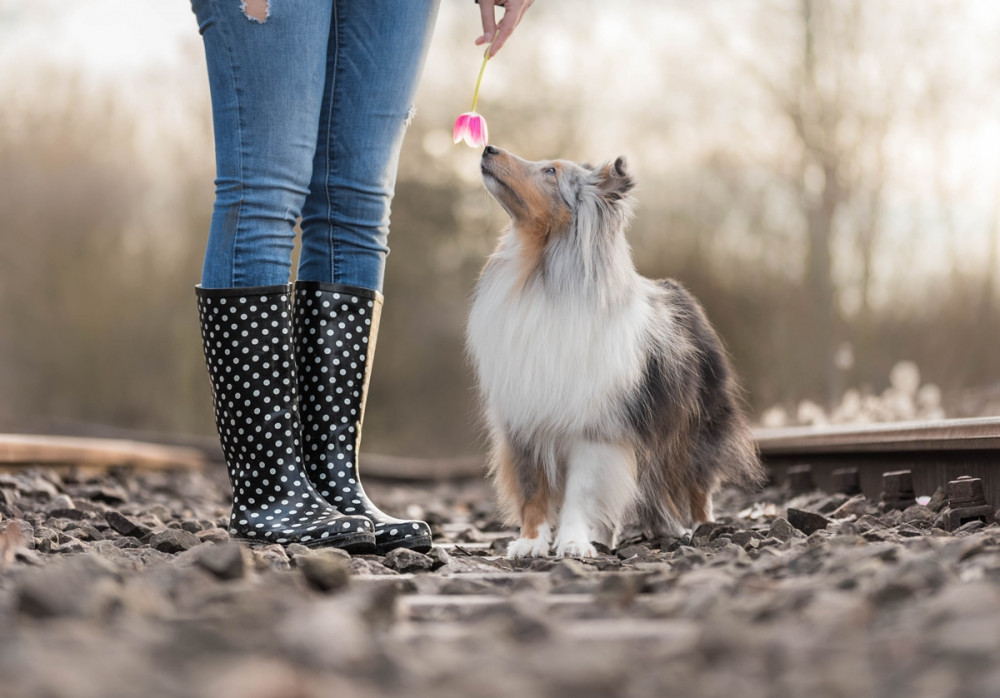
[480,146,634,239]
[480,147,636,287]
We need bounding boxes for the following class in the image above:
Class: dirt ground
[2,463,1000,698]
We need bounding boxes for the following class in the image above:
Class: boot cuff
[294,281,382,304]
[195,284,292,298]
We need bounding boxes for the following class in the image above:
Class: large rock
[16,554,121,618]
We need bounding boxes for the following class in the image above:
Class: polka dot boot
[293,281,433,555]
[195,284,375,552]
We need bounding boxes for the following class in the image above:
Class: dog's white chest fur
[467,251,650,438]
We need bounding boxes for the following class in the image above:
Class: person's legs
[297,0,440,291]
[193,0,332,288]
[293,0,439,553]
[190,0,376,551]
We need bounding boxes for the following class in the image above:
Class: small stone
[691,522,727,540]
[901,505,936,525]
[767,517,797,542]
[51,540,89,554]
[299,550,351,592]
[382,547,434,573]
[105,510,150,538]
[285,543,312,560]
[550,558,590,582]
[46,494,76,512]
[709,537,733,551]
[180,520,204,534]
[897,524,924,537]
[816,494,851,514]
[47,508,88,522]
[149,528,200,554]
[787,508,831,536]
[252,544,291,571]
[592,541,613,555]
[65,523,104,542]
[616,544,651,560]
[831,494,869,519]
[194,542,246,581]
[196,528,231,544]
[78,485,128,505]
[954,519,987,535]
[926,486,950,512]
[730,531,755,547]
[32,526,58,550]
[426,546,452,570]
[656,536,684,552]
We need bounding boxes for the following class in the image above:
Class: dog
[466,146,765,558]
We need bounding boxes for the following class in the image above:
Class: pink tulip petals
[453,111,489,148]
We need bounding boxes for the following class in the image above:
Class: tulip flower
[453,111,488,148]
[453,38,496,148]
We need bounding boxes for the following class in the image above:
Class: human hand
[475,0,533,57]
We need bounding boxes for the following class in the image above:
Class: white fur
[553,440,638,558]
[507,522,551,558]
[467,234,652,445]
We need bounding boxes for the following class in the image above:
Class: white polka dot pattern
[195,284,375,551]
[293,281,432,554]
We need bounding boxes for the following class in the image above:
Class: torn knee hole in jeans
[241,0,269,23]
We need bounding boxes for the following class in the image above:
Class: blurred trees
[1,1,999,457]
[0,76,213,435]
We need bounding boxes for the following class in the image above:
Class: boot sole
[232,532,375,554]
[375,534,433,556]
[303,532,376,554]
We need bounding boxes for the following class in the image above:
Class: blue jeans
[192,0,439,291]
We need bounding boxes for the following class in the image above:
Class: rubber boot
[196,284,375,551]
[293,281,433,554]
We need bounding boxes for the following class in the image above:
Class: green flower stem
[470,35,499,112]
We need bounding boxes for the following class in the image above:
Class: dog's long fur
[466,148,765,558]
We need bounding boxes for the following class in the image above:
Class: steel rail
[754,416,1000,506]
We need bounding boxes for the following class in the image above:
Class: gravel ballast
[2,465,1000,697]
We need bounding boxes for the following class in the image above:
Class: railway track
[4,416,1000,505]
[756,416,1000,507]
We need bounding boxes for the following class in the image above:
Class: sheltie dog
[466,146,765,558]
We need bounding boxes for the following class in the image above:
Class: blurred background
[1,0,998,460]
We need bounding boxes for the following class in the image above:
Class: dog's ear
[596,156,634,203]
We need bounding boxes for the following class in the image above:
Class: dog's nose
[483,145,499,157]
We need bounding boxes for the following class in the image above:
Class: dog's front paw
[555,539,598,558]
[507,536,550,559]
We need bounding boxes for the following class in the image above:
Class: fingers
[475,0,533,57]
[475,0,498,47]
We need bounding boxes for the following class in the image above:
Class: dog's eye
[544,167,557,176]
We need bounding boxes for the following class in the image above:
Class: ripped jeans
[191,0,440,291]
